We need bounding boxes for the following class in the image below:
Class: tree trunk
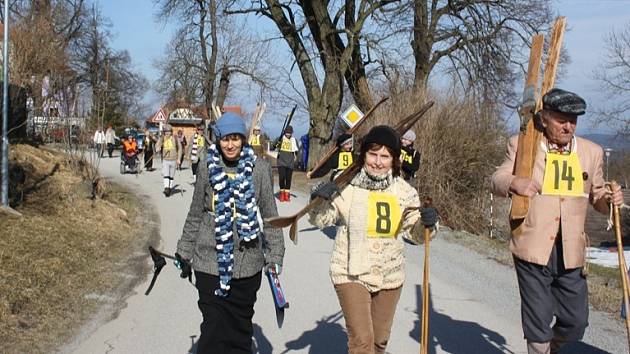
[215,66,230,108]
[412,0,432,91]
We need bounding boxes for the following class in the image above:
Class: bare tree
[370,0,553,105]
[155,0,223,119]
[593,21,630,137]
[225,0,398,164]
[154,29,204,104]
[155,0,272,119]
[71,4,148,128]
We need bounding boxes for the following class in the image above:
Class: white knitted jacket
[308,174,421,292]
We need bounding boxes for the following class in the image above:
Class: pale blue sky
[101,0,630,136]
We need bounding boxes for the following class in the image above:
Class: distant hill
[582,133,630,152]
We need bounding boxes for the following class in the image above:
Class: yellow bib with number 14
[541,152,584,197]
[366,192,402,238]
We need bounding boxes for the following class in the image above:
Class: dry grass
[0,144,155,354]
[367,88,506,235]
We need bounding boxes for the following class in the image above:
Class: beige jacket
[309,177,421,292]
[155,135,183,162]
[491,135,608,269]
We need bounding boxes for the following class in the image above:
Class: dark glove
[311,181,340,200]
[420,207,438,227]
[174,253,192,280]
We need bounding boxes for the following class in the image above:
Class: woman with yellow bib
[274,125,298,202]
[308,125,436,354]
[156,124,182,197]
[188,124,207,183]
[306,133,355,181]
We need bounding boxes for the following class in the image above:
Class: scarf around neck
[207,143,260,297]
[350,167,394,191]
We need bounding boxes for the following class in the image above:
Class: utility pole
[604,147,613,181]
[2,0,10,207]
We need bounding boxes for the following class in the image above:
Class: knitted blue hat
[214,112,247,138]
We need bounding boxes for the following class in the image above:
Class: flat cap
[542,88,586,116]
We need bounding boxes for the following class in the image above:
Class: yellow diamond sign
[340,104,364,128]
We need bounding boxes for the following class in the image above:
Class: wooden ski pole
[421,226,431,354]
[609,181,630,350]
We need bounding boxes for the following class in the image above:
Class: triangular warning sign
[154,110,166,122]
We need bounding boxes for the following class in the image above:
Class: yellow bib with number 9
[338,152,353,170]
[541,152,585,197]
[366,192,402,238]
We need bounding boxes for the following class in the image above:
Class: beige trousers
[335,282,402,354]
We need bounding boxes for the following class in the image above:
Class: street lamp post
[2,0,10,207]
[604,147,613,181]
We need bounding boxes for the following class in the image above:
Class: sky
[100,0,630,137]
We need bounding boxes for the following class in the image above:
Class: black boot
[164,187,170,197]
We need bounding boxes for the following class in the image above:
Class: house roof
[146,101,211,125]
[222,105,243,117]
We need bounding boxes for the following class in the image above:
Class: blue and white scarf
[207,144,260,297]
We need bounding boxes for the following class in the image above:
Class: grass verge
[0,144,158,354]
[440,228,625,317]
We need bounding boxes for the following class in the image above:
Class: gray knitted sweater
[176,150,285,277]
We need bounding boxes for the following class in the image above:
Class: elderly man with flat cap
[491,88,625,354]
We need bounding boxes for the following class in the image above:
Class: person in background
[176,129,188,170]
[274,125,299,202]
[248,125,266,159]
[188,124,207,183]
[143,128,157,171]
[156,124,182,197]
[122,134,138,169]
[400,130,420,182]
[105,125,117,158]
[176,112,284,353]
[93,128,106,158]
[307,133,355,181]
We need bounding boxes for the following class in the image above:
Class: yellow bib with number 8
[541,152,584,197]
[366,192,402,238]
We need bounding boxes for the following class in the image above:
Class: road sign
[340,104,364,128]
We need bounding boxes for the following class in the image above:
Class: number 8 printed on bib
[366,192,402,238]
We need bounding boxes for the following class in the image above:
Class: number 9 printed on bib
[367,192,402,238]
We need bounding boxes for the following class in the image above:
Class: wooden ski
[212,103,222,120]
[309,96,388,176]
[266,101,435,244]
[510,17,566,222]
[248,102,266,140]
